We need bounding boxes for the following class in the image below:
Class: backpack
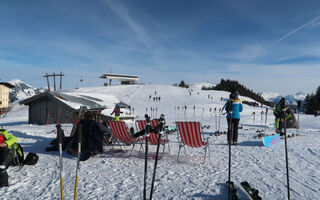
[13,143,24,166]
[24,153,39,165]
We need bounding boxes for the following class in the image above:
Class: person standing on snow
[0,129,18,187]
[225,91,243,145]
[110,103,122,121]
[273,100,293,135]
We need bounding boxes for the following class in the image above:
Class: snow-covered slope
[9,79,45,102]
[0,84,319,200]
[189,82,216,90]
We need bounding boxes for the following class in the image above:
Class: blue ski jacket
[225,99,243,119]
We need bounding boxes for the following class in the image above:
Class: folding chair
[176,121,210,164]
[135,119,170,154]
[108,121,143,156]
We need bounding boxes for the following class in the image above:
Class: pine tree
[178,80,189,88]
[304,85,320,115]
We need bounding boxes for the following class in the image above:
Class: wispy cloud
[101,0,152,49]
[233,45,265,62]
[269,15,320,47]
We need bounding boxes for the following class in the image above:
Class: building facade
[0,82,14,110]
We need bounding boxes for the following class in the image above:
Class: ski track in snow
[0,84,319,200]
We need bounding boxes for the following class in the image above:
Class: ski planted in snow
[240,181,262,200]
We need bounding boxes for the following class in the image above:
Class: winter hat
[230,91,239,99]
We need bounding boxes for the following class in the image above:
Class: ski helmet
[24,152,39,165]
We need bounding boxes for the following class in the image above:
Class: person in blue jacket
[225,91,243,145]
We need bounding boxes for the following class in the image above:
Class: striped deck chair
[176,121,210,164]
[135,119,170,154]
[108,121,143,155]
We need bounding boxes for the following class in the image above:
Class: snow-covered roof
[0,82,15,88]
[19,91,121,110]
[54,91,119,110]
[100,73,139,82]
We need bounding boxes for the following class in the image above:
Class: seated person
[0,129,18,187]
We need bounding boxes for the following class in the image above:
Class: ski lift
[80,76,83,82]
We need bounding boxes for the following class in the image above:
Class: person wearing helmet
[224,91,243,145]
[273,100,293,135]
[110,103,121,121]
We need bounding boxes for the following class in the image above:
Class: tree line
[202,79,273,107]
[304,86,320,114]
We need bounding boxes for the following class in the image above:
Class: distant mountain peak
[260,91,306,105]
[9,79,46,102]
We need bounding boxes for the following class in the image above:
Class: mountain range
[8,79,306,105]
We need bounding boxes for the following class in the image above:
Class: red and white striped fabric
[135,119,168,145]
[176,121,206,148]
[108,121,141,144]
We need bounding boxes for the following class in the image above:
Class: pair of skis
[226,181,262,200]
[58,106,87,200]
[143,114,165,200]
[240,181,262,200]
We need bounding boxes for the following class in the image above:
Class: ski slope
[0,84,319,200]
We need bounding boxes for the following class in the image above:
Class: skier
[273,101,293,135]
[225,91,243,145]
[0,129,18,187]
[110,103,121,121]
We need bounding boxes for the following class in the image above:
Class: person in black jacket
[70,112,110,161]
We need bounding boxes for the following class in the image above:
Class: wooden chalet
[19,91,133,125]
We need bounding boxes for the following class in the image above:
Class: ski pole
[227,100,233,200]
[143,114,151,200]
[149,114,165,200]
[265,108,268,127]
[177,106,180,121]
[193,105,195,119]
[74,124,82,200]
[214,108,217,132]
[57,124,64,200]
[281,98,290,200]
[218,108,221,133]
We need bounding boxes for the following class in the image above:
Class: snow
[1,84,319,199]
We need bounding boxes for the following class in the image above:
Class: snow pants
[0,147,15,169]
[227,118,240,143]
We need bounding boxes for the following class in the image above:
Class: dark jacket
[110,105,121,117]
[72,119,109,161]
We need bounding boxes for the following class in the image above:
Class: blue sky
[1,0,320,94]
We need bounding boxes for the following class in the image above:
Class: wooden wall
[28,97,76,125]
